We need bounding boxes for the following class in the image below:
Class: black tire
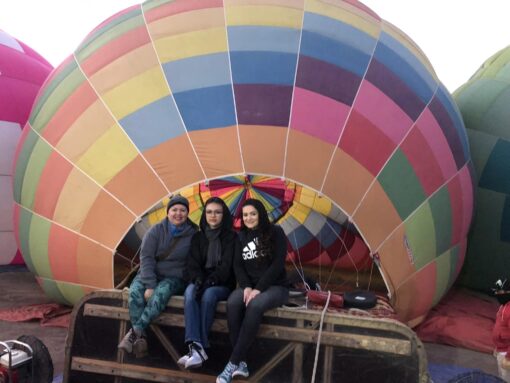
[17,335,54,383]
[343,290,377,309]
[447,371,506,382]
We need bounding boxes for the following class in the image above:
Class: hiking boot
[184,342,208,369]
[216,361,237,383]
[232,361,249,378]
[133,335,148,358]
[118,328,137,353]
[177,343,193,366]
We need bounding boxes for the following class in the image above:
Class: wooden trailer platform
[63,289,430,383]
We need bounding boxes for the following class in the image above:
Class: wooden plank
[150,324,186,372]
[115,290,129,383]
[292,319,304,383]
[71,357,215,383]
[322,323,334,383]
[86,290,419,343]
[84,304,412,355]
[249,342,297,382]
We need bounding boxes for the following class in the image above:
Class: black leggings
[226,286,289,364]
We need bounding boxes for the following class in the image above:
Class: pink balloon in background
[0,29,52,265]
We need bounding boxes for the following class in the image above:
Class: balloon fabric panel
[104,156,168,216]
[416,108,458,180]
[41,82,98,146]
[31,66,84,133]
[289,82,349,144]
[321,148,374,215]
[285,131,336,190]
[48,225,79,285]
[429,187,453,256]
[400,124,445,197]
[378,149,427,220]
[33,151,73,218]
[51,168,103,232]
[20,137,53,210]
[0,122,20,175]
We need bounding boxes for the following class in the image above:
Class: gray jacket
[139,218,198,289]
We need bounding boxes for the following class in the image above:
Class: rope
[289,231,312,291]
[310,290,331,383]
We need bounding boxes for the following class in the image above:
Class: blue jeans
[183,283,231,348]
[129,274,186,332]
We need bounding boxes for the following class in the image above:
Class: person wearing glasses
[177,197,237,369]
[216,198,289,383]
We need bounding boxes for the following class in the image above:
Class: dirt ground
[0,269,500,380]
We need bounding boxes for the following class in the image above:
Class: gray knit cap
[166,194,189,213]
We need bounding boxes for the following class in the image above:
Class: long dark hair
[240,198,273,259]
[199,197,233,233]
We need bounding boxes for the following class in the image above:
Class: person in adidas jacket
[216,198,288,383]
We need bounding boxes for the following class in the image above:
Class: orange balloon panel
[239,125,287,175]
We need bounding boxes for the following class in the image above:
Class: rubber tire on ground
[343,290,377,309]
[17,335,54,383]
[446,371,506,382]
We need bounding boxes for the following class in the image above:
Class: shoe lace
[128,330,137,343]
[186,343,194,357]
[190,343,206,361]
[225,362,237,374]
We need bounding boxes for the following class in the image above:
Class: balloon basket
[63,289,429,382]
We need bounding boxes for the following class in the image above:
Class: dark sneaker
[216,361,237,383]
[232,361,249,378]
[118,328,136,353]
[185,342,208,369]
[133,336,148,358]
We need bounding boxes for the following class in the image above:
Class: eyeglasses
[205,210,223,215]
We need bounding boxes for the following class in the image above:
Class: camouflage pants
[128,274,186,332]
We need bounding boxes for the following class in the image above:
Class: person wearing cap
[118,194,198,358]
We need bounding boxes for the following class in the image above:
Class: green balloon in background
[455,46,510,291]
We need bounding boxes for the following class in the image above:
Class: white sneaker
[184,342,208,369]
[177,343,193,366]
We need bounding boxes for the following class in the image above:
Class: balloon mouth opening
[112,175,387,294]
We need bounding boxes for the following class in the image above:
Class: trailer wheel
[17,335,53,383]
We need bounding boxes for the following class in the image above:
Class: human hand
[243,287,253,304]
[196,277,215,301]
[144,288,154,301]
[245,289,260,306]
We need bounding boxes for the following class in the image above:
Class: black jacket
[234,225,288,292]
[187,229,237,291]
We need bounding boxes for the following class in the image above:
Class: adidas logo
[242,240,259,260]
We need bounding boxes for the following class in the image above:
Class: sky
[1,0,509,92]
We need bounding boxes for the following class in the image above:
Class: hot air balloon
[0,30,52,265]
[13,0,473,325]
[455,45,510,292]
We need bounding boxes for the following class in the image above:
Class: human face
[205,202,223,229]
[242,205,259,229]
[167,204,188,226]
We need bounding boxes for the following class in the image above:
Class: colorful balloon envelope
[455,46,510,292]
[13,0,473,325]
[0,30,52,266]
